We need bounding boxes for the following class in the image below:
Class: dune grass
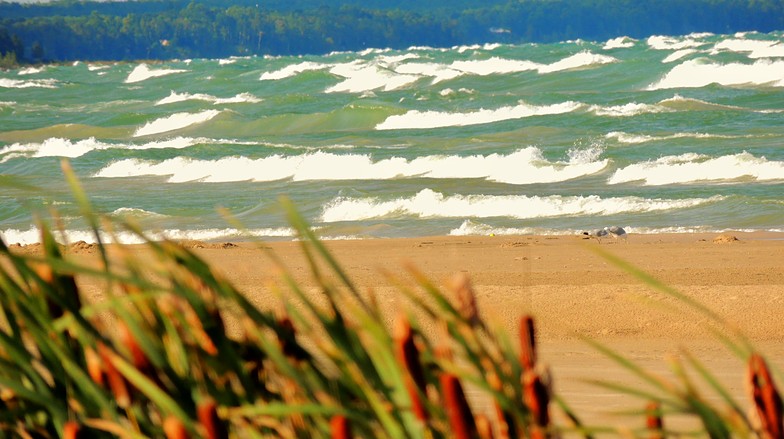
[0,163,780,438]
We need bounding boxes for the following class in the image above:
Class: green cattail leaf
[582,337,675,394]
[0,375,63,413]
[688,395,731,439]
[681,349,752,431]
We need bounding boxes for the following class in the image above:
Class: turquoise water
[1,31,783,244]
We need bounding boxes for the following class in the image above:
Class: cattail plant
[646,400,664,439]
[749,354,783,439]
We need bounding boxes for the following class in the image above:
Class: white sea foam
[265,51,616,93]
[134,110,221,137]
[647,35,707,51]
[0,226,293,246]
[536,51,617,73]
[589,102,672,117]
[662,49,698,63]
[260,61,328,80]
[376,101,582,130]
[109,207,167,218]
[326,61,421,93]
[449,57,540,75]
[604,131,744,145]
[87,63,111,71]
[18,66,45,75]
[0,78,58,88]
[319,189,719,222]
[156,91,261,105]
[449,220,539,236]
[608,151,784,185]
[603,36,636,50]
[712,38,784,58]
[125,63,187,84]
[648,59,784,89]
[0,136,206,162]
[93,146,607,185]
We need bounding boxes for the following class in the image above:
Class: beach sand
[59,231,784,429]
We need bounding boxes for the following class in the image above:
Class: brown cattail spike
[524,370,550,433]
[118,322,151,373]
[84,346,104,387]
[277,317,309,362]
[98,343,131,408]
[449,272,481,327]
[394,316,428,422]
[476,414,496,439]
[440,373,478,439]
[749,354,784,439]
[330,415,352,439]
[163,416,191,439]
[197,399,228,439]
[63,421,84,439]
[646,400,664,439]
[520,315,536,371]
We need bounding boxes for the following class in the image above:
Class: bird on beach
[582,226,627,242]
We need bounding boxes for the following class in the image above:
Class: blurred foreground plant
[0,163,781,438]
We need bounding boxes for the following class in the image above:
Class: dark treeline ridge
[1,0,782,65]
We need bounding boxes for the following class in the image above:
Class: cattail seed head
[440,373,478,439]
[749,353,784,439]
[163,416,191,439]
[646,400,664,439]
[118,321,151,372]
[523,370,550,428]
[277,316,309,362]
[63,421,84,439]
[198,399,228,439]
[98,343,130,408]
[330,415,352,439]
[476,414,495,439]
[520,315,537,371]
[394,316,428,421]
[84,346,104,387]
[448,272,481,327]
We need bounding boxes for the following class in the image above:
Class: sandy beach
[59,231,784,429]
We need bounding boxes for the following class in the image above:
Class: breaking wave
[133,110,221,137]
[125,63,188,84]
[648,59,784,89]
[93,146,608,185]
[608,151,784,185]
[155,91,261,105]
[0,226,294,246]
[376,101,583,129]
[319,189,721,222]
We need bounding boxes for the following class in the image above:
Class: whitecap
[648,59,784,89]
[608,151,784,185]
[376,101,583,130]
[133,110,221,137]
[319,189,720,222]
[93,146,607,185]
[603,36,636,50]
[0,78,58,89]
[125,63,187,84]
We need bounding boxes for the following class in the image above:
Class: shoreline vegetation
[1,176,783,435]
[1,0,783,65]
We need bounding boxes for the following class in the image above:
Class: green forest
[1,0,783,65]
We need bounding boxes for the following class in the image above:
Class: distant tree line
[1,0,782,64]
